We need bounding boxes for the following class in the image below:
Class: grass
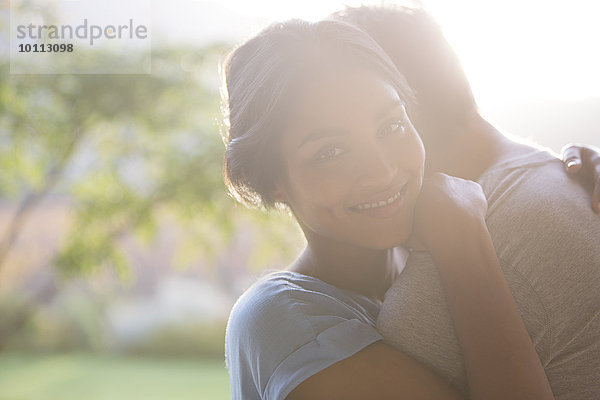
[0,352,230,400]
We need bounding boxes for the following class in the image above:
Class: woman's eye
[380,119,406,137]
[316,146,345,161]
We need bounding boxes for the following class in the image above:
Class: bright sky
[21,0,599,108]
[152,0,600,109]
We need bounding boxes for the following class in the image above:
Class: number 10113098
[18,43,74,52]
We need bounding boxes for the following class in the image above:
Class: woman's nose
[356,146,397,189]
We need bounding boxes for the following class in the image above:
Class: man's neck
[425,114,536,181]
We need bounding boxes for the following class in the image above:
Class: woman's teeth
[355,189,403,210]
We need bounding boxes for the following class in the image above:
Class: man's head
[333,5,478,150]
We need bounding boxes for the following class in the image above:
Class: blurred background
[0,0,598,399]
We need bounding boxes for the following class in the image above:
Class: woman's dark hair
[221,19,415,209]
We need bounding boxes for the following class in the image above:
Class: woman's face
[275,68,425,249]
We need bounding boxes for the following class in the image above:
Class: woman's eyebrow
[374,100,405,122]
[298,128,346,148]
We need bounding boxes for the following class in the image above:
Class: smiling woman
[221,16,558,400]
[275,69,424,250]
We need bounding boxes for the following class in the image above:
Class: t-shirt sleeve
[225,276,383,400]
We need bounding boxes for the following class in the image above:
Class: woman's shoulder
[227,270,380,335]
[225,270,384,400]
[226,271,313,334]
[225,270,382,360]
[225,271,313,355]
[228,270,321,316]
[236,270,318,305]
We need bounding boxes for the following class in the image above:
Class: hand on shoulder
[410,173,488,255]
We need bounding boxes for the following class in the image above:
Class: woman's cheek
[291,168,339,204]
[403,135,426,174]
[310,159,354,184]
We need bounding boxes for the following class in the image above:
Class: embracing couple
[222,5,600,400]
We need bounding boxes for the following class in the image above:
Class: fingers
[561,144,583,173]
[561,143,600,213]
[592,153,600,214]
[580,146,600,213]
[593,179,600,214]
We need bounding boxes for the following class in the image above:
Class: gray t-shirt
[377,149,600,399]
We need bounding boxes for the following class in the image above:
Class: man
[337,6,600,399]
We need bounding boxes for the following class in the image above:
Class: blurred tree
[0,45,270,349]
[0,45,231,273]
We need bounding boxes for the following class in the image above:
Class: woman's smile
[349,181,409,218]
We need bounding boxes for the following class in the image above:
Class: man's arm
[411,173,554,400]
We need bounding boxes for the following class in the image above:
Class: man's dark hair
[334,5,477,147]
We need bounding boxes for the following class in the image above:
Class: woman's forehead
[280,69,403,145]
[287,68,401,121]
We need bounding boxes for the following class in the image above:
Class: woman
[222,18,596,400]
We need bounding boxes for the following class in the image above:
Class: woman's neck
[289,234,408,301]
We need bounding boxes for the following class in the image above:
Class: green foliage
[1,288,108,352]
[0,44,255,278]
[3,285,227,357]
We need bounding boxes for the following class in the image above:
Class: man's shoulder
[479,149,562,202]
[478,149,597,230]
[476,148,600,310]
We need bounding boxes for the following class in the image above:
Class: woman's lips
[349,183,409,218]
